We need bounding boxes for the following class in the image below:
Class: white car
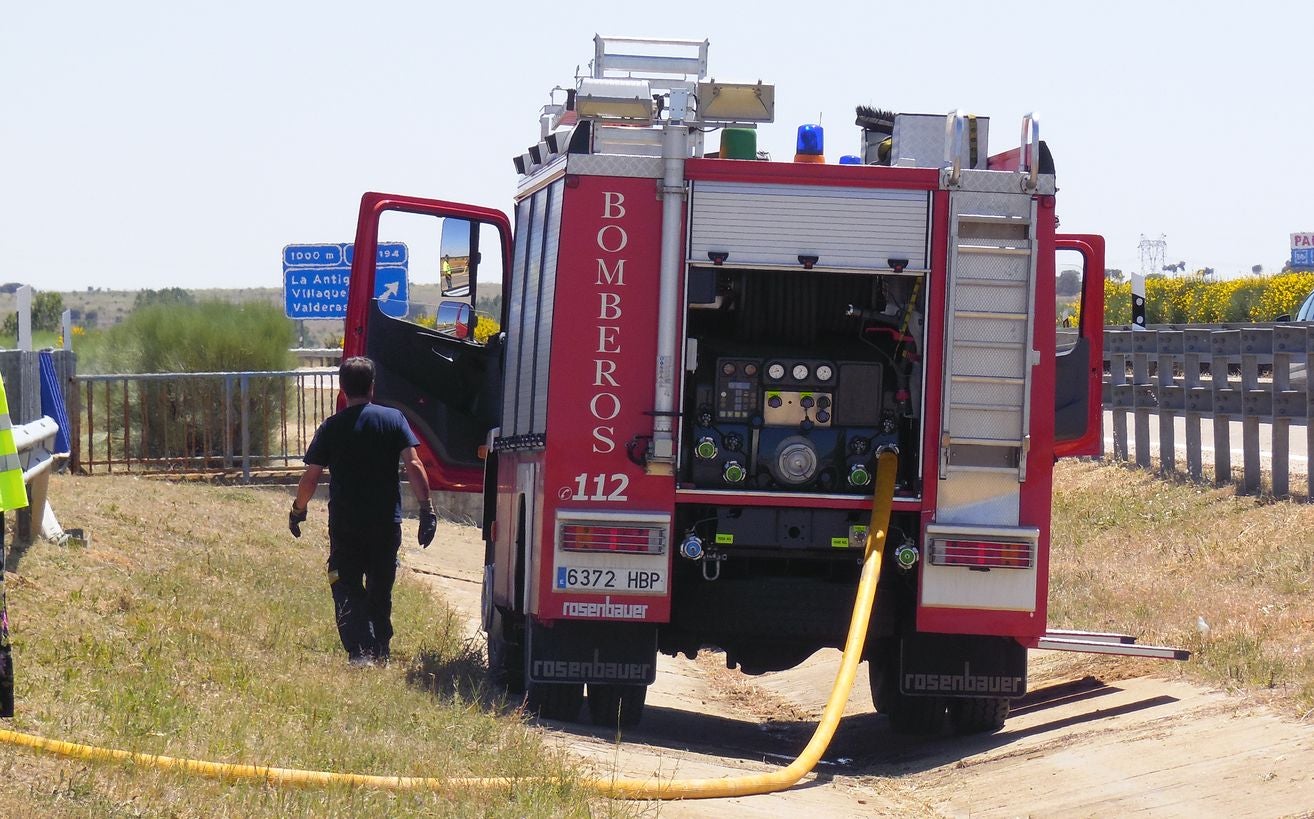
[1296,290,1314,323]
[1285,290,1314,387]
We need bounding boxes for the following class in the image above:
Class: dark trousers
[327,520,401,660]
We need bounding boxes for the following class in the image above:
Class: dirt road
[405,519,1314,817]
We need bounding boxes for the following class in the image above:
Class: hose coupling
[894,542,919,571]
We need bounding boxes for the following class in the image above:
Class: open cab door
[1053,234,1105,457]
[343,192,511,491]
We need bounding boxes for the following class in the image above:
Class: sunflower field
[1099,272,1314,325]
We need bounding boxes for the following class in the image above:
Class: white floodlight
[575,78,654,121]
[697,81,775,123]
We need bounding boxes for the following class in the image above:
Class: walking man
[289,356,438,666]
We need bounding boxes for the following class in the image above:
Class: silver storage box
[891,113,990,170]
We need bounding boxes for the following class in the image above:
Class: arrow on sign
[379,281,399,301]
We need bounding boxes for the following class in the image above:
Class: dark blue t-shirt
[304,402,420,526]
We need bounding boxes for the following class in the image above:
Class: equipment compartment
[679,268,924,496]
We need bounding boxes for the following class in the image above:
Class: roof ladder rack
[593,35,709,85]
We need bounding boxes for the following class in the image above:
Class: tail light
[930,538,1033,569]
[924,524,1040,571]
[559,523,666,555]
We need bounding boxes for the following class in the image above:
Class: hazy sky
[2,1,1306,292]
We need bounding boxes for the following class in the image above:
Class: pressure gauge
[792,363,809,381]
[767,362,785,380]
[815,364,834,382]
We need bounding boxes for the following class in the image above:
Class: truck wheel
[486,609,524,694]
[525,681,584,722]
[949,697,1009,734]
[587,683,647,729]
[869,657,891,713]
[886,694,948,735]
[872,659,948,735]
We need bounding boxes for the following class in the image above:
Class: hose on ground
[0,450,898,800]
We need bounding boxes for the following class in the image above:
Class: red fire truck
[344,36,1184,735]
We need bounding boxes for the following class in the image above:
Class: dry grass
[9,460,1309,815]
[0,473,604,817]
[1049,459,1314,714]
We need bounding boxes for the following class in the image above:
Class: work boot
[348,654,375,669]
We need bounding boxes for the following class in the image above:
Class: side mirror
[439,218,477,299]
[436,300,475,340]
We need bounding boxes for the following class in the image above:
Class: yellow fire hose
[0,451,898,801]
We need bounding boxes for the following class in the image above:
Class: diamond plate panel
[948,405,1023,441]
[953,190,1034,218]
[954,315,1028,345]
[892,113,990,170]
[945,169,1056,195]
[951,345,1027,379]
[953,251,1028,283]
[946,379,1024,408]
[566,154,664,178]
[956,282,1028,314]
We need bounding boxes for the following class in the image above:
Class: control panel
[763,391,833,428]
[686,353,896,494]
[714,359,760,421]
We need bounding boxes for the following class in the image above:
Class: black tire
[868,656,890,713]
[949,697,1009,735]
[486,609,524,694]
[525,681,584,722]
[587,683,647,729]
[886,694,948,735]
[872,657,948,735]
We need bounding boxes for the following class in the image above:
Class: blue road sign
[344,243,408,267]
[283,242,408,319]
[1292,248,1314,268]
[284,244,344,268]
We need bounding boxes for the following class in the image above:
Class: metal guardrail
[13,415,60,541]
[48,326,1314,502]
[1103,325,1314,500]
[69,369,338,483]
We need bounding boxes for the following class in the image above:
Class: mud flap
[899,633,1027,699]
[526,620,657,686]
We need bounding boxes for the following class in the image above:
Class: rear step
[1037,630,1191,661]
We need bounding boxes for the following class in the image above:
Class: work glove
[418,501,438,549]
[289,503,307,538]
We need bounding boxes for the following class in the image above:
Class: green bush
[83,301,296,463]
[1,290,65,340]
[125,301,293,373]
